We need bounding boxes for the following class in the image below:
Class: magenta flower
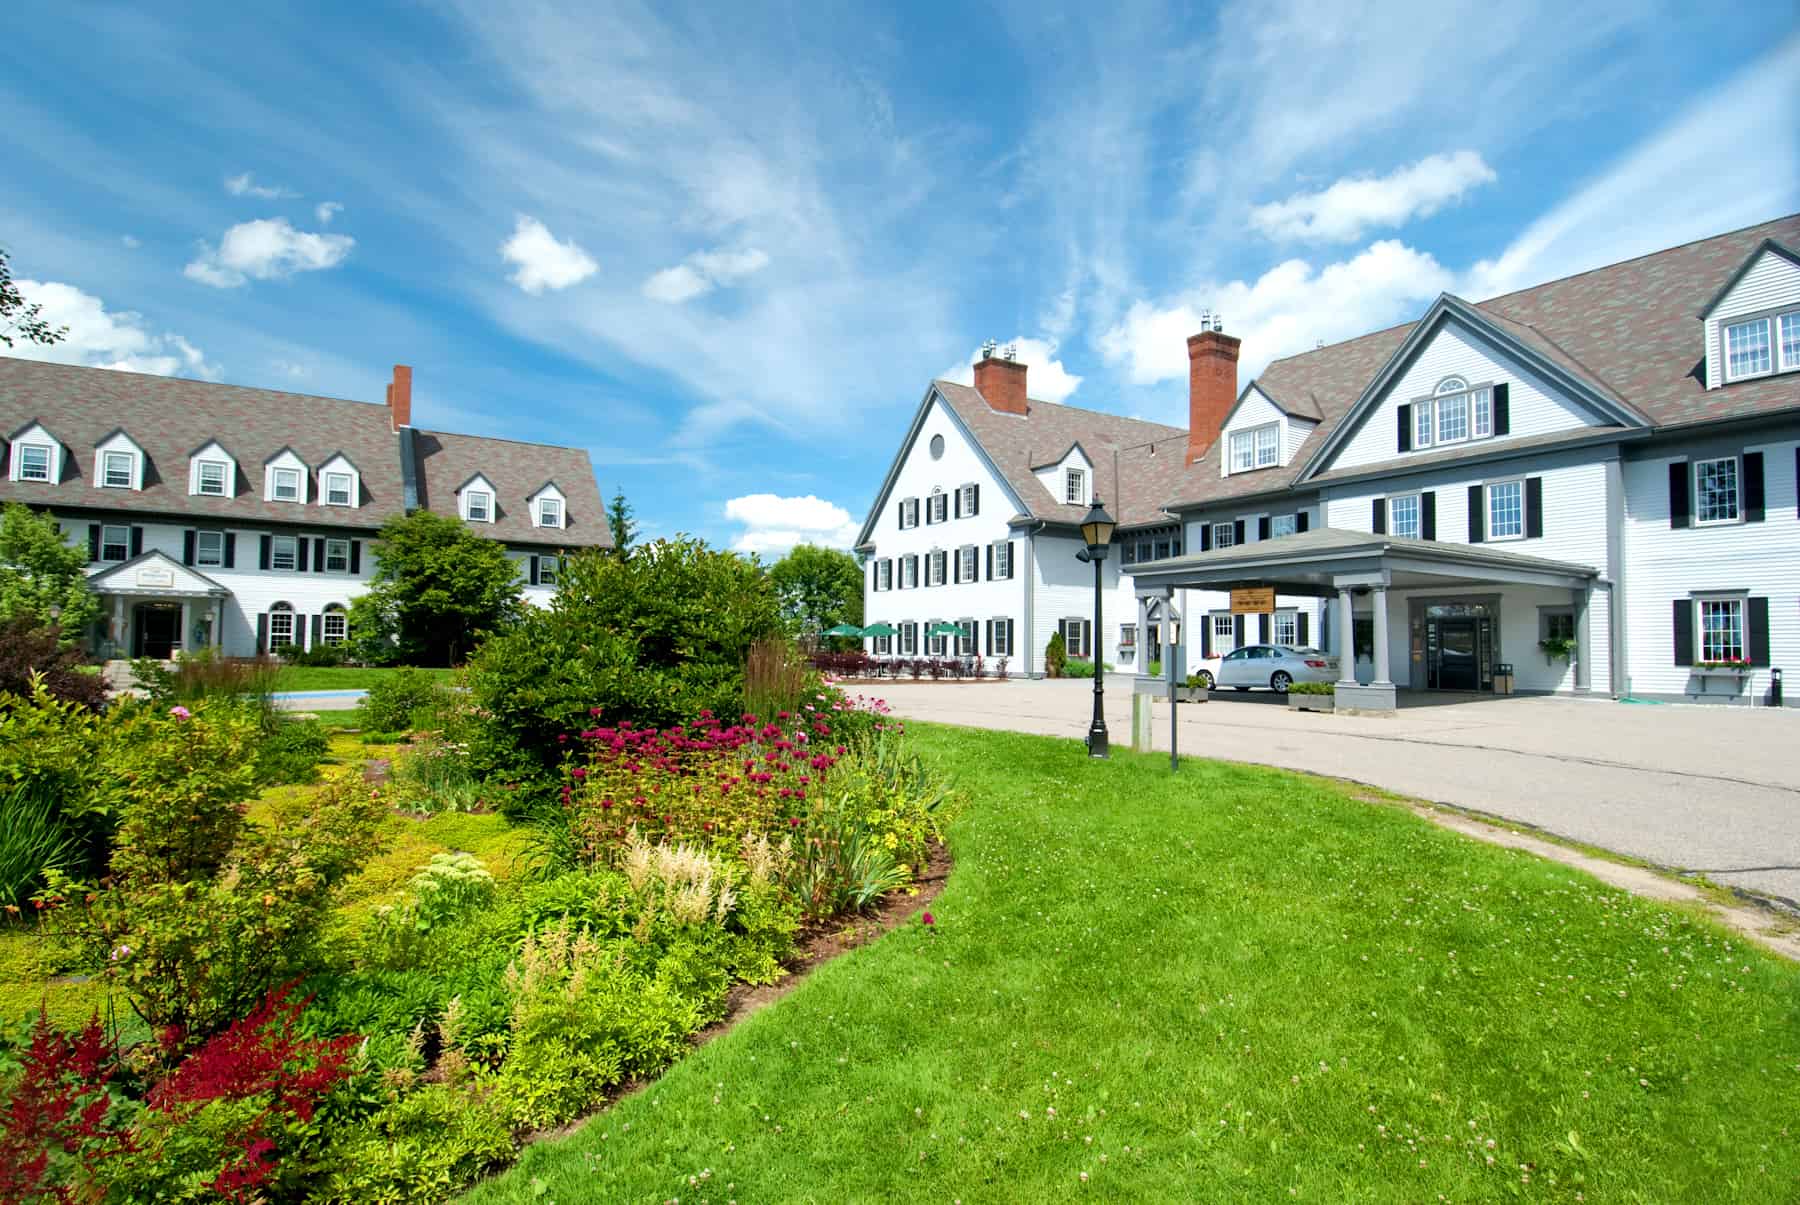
[169,705,191,720]
[921,912,935,926]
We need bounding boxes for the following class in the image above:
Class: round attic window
[929,434,945,459]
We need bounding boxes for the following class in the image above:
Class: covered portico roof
[87,551,230,599]
[1127,527,1599,597]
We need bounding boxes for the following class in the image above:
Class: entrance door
[1434,619,1479,690]
[134,605,180,659]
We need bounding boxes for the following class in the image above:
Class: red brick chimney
[972,348,1028,415]
[386,365,413,432]
[1186,328,1241,463]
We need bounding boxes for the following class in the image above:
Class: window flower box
[1692,659,1751,677]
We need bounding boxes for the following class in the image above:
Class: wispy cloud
[1250,151,1497,243]
[224,171,297,200]
[315,200,344,224]
[500,215,598,294]
[642,246,770,303]
[184,218,355,288]
[10,278,219,378]
[724,492,860,555]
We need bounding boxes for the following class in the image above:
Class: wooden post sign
[1230,586,1276,615]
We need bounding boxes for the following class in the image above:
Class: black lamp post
[1076,496,1116,758]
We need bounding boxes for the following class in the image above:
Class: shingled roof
[411,429,607,548]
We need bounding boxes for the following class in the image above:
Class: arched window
[1435,376,1468,395]
[266,601,295,649]
[322,603,348,646]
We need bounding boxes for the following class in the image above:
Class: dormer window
[467,491,491,522]
[91,429,145,491]
[102,451,134,489]
[17,444,53,482]
[1723,310,1800,381]
[1064,467,1085,505]
[537,496,562,528]
[7,423,63,484]
[324,472,353,506]
[197,461,229,496]
[272,468,301,502]
[1228,423,1279,472]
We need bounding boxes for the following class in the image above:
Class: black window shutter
[1397,404,1412,452]
[1742,452,1764,523]
[1468,485,1485,543]
[87,525,100,561]
[1525,477,1544,539]
[1421,491,1437,541]
[130,527,143,557]
[1372,497,1387,534]
[1748,596,1771,666]
[1082,619,1092,659]
[1295,511,1309,534]
[1200,525,1212,552]
[1201,619,1212,658]
[972,484,979,515]
[296,538,310,572]
[529,555,540,585]
[310,614,323,647]
[954,489,962,519]
[256,613,269,655]
[1671,599,1693,666]
[1258,613,1270,643]
[1297,612,1310,646]
[349,540,360,574]
[1257,516,1271,541]
[897,500,906,528]
[1668,461,1690,529]
[1233,519,1246,545]
[985,544,993,580]
[1006,541,1015,579]
[183,530,196,566]
[259,535,272,570]
[1795,449,1799,519]
[313,538,327,572]
[1233,614,1244,645]
[224,533,236,568]
[1493,384,1510,436]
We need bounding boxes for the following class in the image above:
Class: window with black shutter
[1467,485,1485,542]
[1492,384,1510,435]
[1748,596,1771,666]
[1671,599,1694,666]
[1743,452,1765,523]
[1668,461,1690,528]
[1372,497,1387,534]
[1421,491,1437,541]
[1525,477,1544,538]
[1397,404,1412,452]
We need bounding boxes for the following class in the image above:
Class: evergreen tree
[606,485,638,558]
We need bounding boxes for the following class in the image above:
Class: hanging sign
[1230,586,1275,614]
[135,567,175,588]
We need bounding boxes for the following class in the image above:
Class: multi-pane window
[1119,624,1137,649]
[929,550,946,586]
[1212,522,1235,549]
[1414,402,1435,449]
[928,623,949,656]
[100,525,130,563]
[1272,513,1298,538]
[271,468,301,502]
[1415,378,1494,448]
[195,531,225,567]
[958,546,977,582]
[1487,480,1524,540]
[466,491,492,522]
[271,535,298,571]
[1064,468,1085,504]
[537,497,562,527]
[1059,618,1088,658]
[901,498,920,528]
[325,472,354,506]
[1724,317,1772,380]
[928,492,948,523]
[899,622,917,655]
[325,539,351,573]
[1694,457,1739,524]
[876,559,892,590]
[990,618,1011,657]
[1472,388,1493,437]
[1228,424,1279,472]
[103,451,134,489]
[1388,493,1420,539]
[992,541,1012,579]
[1154,538,1171,559]
[956,620,975,656]
[901,556,917,589]
[197,461,229,496]
[322,610,348,646]
[267,605,295,648]
[958,483,977,515]
[537,556,560,587]
[1781,313,1800,372]
[1212,614,1234,647]
[1436,392,1469,443]
[18,445,52,481]
[1273,611,1299,647]
[1698,598,1744,662]
[874,634,893,655]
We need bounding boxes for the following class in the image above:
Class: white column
[1335,586,1357,688]
[1573,585,1591,692]
[1371,586,1393,687]
[111,595,126,656]
[179,600,192,656]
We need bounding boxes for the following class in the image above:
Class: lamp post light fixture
[1075,496,1116,758]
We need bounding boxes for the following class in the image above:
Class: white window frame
[928,622,949,657]
[877,559,892,591]
[1272,610,1299,648]
[270,534,299,571]
[465,490,493,523]
[1211,521,1235,549]
[1271,513,1298,539]
[873,633,893,655]
[100,525,130,563]
[1412,377,1496,450]
[901,556,917,589]
[323,471,354,507]
[1486,479,1525,541]
[322,608,348,646]
[1692,456,1740,525]
[1723,315,1773,381]
[16,443,53,482]
[195,530,225,568]
[929,550,946,586]
[990,617,1011,657]
[536,555,562,586]
[1064,467,1086,505]
[102,450,135,490]
[927,492,947,524]
[1696,596,1745,663]
[197,460,230,497]
[956,619,975,657]
[958,483,976,515]
[992,540,1012,579]
[536,496,563,528]
[271,467,302,503]
[1780,312,1800,373]
[900,621,917,656]
[958,545,977,583]
[1059,617,1088,659]
[1387,492,1421,540]
[324,538,351,573]
[267,604,295,648]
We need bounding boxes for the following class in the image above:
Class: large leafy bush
[0,681,125,906]
[0,501,100,640]
[348,510,525,666]
[0,618,107,709]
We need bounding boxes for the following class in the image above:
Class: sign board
[135,568,175,588]
[1230,586,1275,615]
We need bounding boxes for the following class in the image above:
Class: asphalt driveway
[878,677,1800,909]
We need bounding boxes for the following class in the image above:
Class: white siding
[1622,434,1800,701]
[1285,416,1318,462]
[1219,388,1313,476]
[1034,446,1093,507]
[1326,320,1605,473]
[1705,249,1800,388]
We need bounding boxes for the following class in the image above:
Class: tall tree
[606,485,638,558]
[767,544,864,642]
[0,502,99,641]
[347,510,525,666]
[0,247,67,349]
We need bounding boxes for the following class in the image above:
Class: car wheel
[1197,671,1214,689]
[1270,671,1293,693]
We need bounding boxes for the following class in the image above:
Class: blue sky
[5,2,1796,554]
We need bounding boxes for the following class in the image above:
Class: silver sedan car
[1191,645,1338,693]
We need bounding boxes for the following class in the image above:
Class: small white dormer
[528,481,566,529]
[1033,443,1093,507]
[1700,239,1800,389]
[6,421,64,485]
[92,428,146,491]
[188,439,238,498]
[457,472,497,524]
[317,453,361,508]
[263,447,310,504]
[1219,386,1313,478]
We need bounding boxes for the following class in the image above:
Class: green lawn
[271,665,458,692]
[468,724,1800,1203]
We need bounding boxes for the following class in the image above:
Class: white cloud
[500,215,598,294]
[270,358,310,379]
[9,279,219,378]
[1250,151,1497,243]
[1099,240,1454,385]
[724,493,860,555]
[184,218,355,288]
[223,171,297,200]
[641,246,770,303]
[941,337,1083,404]
[120,235,140,249]
[315,201,344,224]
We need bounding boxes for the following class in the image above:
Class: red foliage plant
[0,1014,134,1205]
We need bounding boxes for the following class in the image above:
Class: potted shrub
[1179,673,1208,703]
[1539,634,1576,674]
[1045,631,1068,679]
[1288,681,1335,712]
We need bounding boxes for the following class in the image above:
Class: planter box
[1288,693,1334,713]
[1178,686,1208,704]
[1691,667,1749,692]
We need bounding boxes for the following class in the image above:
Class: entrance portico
[86,551,230,660]
[1130,528,1602,712]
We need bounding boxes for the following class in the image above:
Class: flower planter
[1178,686,1208,704]
[1691,666,1749,693]
[1288,693,1334,713]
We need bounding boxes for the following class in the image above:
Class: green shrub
[0,618,107,709]
[743,637,814,724]
[131,649,280,708]
[320,1082,514,1204]
[0,781,85,911]
[1045,631,1067,678]
[364,668,448,734]
[256,718,331,786]
[0,681,123,897]
[1288,681,1335,695]
[274,641,349,667]
[389,727,481,814]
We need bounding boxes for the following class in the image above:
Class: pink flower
[169,705,191,720]
[922,912,934,926]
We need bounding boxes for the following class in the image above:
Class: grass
[466,724,1800,1203]
[271,665,458,692]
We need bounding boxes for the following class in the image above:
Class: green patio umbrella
[860,622,897,637]
[925,622,966,638]
[822,623,865,638]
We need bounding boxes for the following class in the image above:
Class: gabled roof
[317,449,360,471]
[262,444,309,467]
[95,426,144,449]
[187,437,237,459]
[7,417,55,442]
[1029,440,1096,472]
[528,479,563,499]
[1697,238,1800,318]
[411,429,609,548]
[86,549,229,595]
[454,471,496,494]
